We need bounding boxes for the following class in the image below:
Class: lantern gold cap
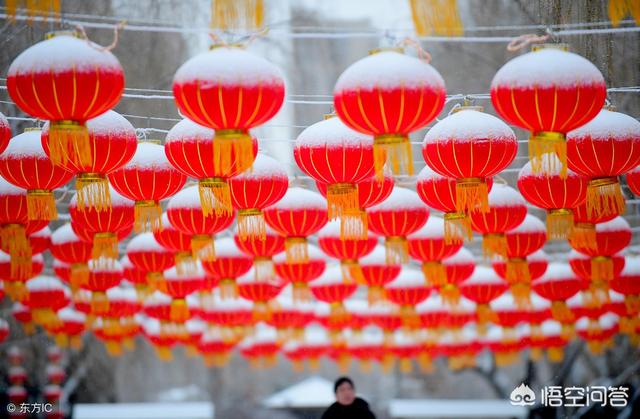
[323,113,337,120]
[45,30,80,40]
[532,43,569,52]
[369,47,404,55]
[452,105,484,114]
[209,43,244,51]
[23,127,41,133]
[138,138,162,145]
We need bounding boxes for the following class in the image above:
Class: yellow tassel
[191,234,214,260]
[7,0,17,23]
[252,301,271,322]
[529,131,567,178]
[373,134,413,180]
[385,236,409,264]
[219,278,238,299]
[409,0,464,36]
[170,298,190,322]
[147,272,166,293]
[26,190,57,220]
[444,212,471,244]
[586,177,626,219]
[591,256,614,282]
[359,359,373,373]
[210,0,264,30]
[76,173,111,212]
[546,346,565,362]
[399,358,413,374]
[551,301,574,323]
[367,286,386,305]
[47,121,92,167]
[199,178,233,217]
[54,334,69,348]
[1,224,32,280]
[70,263,89,290]
[624,295,640,316]
[440,283,461,306]
[422,261,446,286]
[482,233,507,259]
[175,252,198,275]
[105,341,123,357]
[92,233,118,260]
[327,183,359,221]
[31,308,57,327]
[529,347,543,362]
[156,346,173,361]
[329,302,350,325]
[510,283,531,309]
[213,129,254,175]
[569,223,597,252]
[253,257,274,282]
[400,305,420,329]
[90,291,110,315]
[584,285,609,308]
[237,209,266,241]
[5,282,28,302]
[285,237,308,263]
[292,282,311,303]
[505,258,530,283]
[456,178,489,214]
[477,303,496,325]
[341,260,364,284]
[547,208,574,240]
[608,0,640,26]
[381,354,395,373]
[134,200,162,233]
[340,209,368,240]
[417,352,434,373]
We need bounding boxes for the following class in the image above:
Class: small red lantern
[199,292,254,342]
[367,187,429,264]
[48,308,87,349]
[237,268,285,321]
[235,225,285,282]
[120,255,149,297]
[491,45,606,175]
[0,252,44,301]
[294,116,374,226]
[438,247,476,306]
[83,258,123,314]
[229,153,288,240]
[198,331,235,367]
[12,303,35,335]
[334,49,446,178]
[0,318,9,343]
[309,266,358,323]
[532,263,584,324]
[567,108,640,218]
[469,184,527,258]
[385,268,433,327]
[493,249,548,290]
[50,223,93,289]
[610,258,640,336]
[126,232,176,293]
[109,141,187,232]
[263,187,328,263]
[153,213,195,273]
[7,32,125,167]
[23,276,69,327]
[357,246,401,305]
[422,107,517,214]
[238,327,281,369]
[274,245,326,301]
[569,200,617,252]
[201,237,253,298]
[459,266,509,327]
[162,264,206,322]
[575,313,619,355]
[0,129,73,220]
[569,250,625,304]
[0,111,10,154]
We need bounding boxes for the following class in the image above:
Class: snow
[126,232,167,253]
[262,376,335,409]
[416,164,445,181]
[576,313,619,330]
[164,263,205,280]
[8,34,122,75]
[368,187,425,211]
[568,108,640,140]
[86,110,136,137]
[385,267,427,289]
[26,275,65,291]
[486,184,525,207]
[621,256,640,276]
[123,142,174,170]
[596,216,630,233]
[442,247,474,266]
[185,319,206,334]
[334,50,445,91]
[295,116,373,148]
[167,185,202,209]
[528,249,547,262]
[506,214,545,234]
[144,291,173,306]
[344,298,369,314]
[174,46,284,88]
[166,119,215,143]
[232,153,288,180]
[0,251,44,264]
[537,262,575,281]
[0,176,25,196]
[388,399,528,418]
[106,286,138,302]
[518,153,581,178]
[52,223,82,245]
[1,130,49,159]
[268,187,326,210]
[540,320,563,336]
[239,324,278,347]
[359,245,391,265]
[407,216,445,239]
[205,293,253,311]
[491,47,604,89]
[462,266,501,285]
[70,185,132,208]
[309,265,348,286]
[423,109,515,144]
[213,237,246,257]
[30,226,51,238]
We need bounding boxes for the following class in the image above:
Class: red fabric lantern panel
[120,256,149,296]
[385,268,433,327]
[236,269,285,321]
[0,129,73,220]
[438,247,475,306]
[50,223,93,289]
[0,178,34,279]
[309,266,358,322]
[0,112,10,154]
[610,257,640,334]
[367,187,429,264]
[109,142,187,232]
[334,49,446,178]
[234,225,285,282]
[273,245,326,302]
[569,200,617,252]
[422,108,517,214]
[493,249,548,288]
[569,250,625,306]
[7,32,125,167]
[153,213,195,273]
[162,264,206,322]
[23,276,69,325]
[575,314,619,355]
[567,108,640,218]
[491,46,606,175]
[201,237,253,298]
[83,258,123,315]
[126,232,176,293]
[627,165,640,196]
[357,246,401,305]
[532,263,585,324]
[459,266,509,326]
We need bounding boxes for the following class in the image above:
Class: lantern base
[47,121,92,167]
[528,131,567,177]
[456,177,489,214]
[27,190,57,220]
[237,209,266,241]
[547,208,574,240]
[199,177,233,217]
[444,212,471,244]
[586,177,625,219]
[134,200,162,233]
[77,173,111,212]
[373,134,413,179]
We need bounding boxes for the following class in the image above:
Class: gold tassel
[381,354,395,373]
[191,234,214,260]
[90,291,110,315]
[385,236,409,264]
[92,233,118,260]
[586,177,626,219]
[219,278,238,299]
[417,352,434,373]
[477,303,496,325]
[26,190,57,220]
[1,224,32,280]
[292,282,311,303]
[456,178,489,214]
[482,233,507,259]
[70,263,89,289]
[170,298,190,322]
[444,212,471,244]
[54,334,69,348]
[367,286,386,305]
[510,283,531,309]
[529,132,567,177]
[591,256,614,282]
[252,301,271,322]
[440,283,460,306]
[400,305,420,329]
[156,346,173,361]
[7,0,17,23]
[47,121,93,167]
[569,223,597,252]
[147,272,166,293]
[547,208,574,240]
[134,200,162,233]
[76,173,111,212]
[199,178,233,217]
[285,237,308,263]
[237,209,266,241]
[530,347,543,361]
[210,0,264,30]
[4,282,28,302]
[399,358,413,374]
[327,183,359,221]
[31,308,57,327]
[551,301,574,323]
[340,209,368,240]
[495,351,519,367]
[105,341,123,357]
[213,129,254,175]
[548,346,565,362]
[373,134,413,180]
[624,295,640,316]
[329,302,350,325]
[359,360,373,373]
[505,258,530,283]
[341,260,364,284]
[409,0,464,36]
[608,0,640,26]
[422,261,446,286]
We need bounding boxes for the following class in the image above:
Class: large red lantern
[367,187,429,264]
[491,45,606,175]
[7,32,125,167]
[50,223,93,289]
[126,232,176,293]
[166,185,235,260]
[42,110,137,212]
[567,108,640,218]
[334,49,446,178]
[69,186,134,261]
[532,263,584,324]
[0,129,73,220]
[422,107,517,214]
[109,141,187,232]
[309,266,358,322]
[229,153,288,240]
[459,266,509,326]
[0,112,10,154]
[273,244,326,301]
[263,187,328,263]
[469,184,527,258]
[201,237,253,298]
[518,154,588,239]
[627,165,640,196]
[385,268,433,327]
[235,225,285,282]
[294,116,374,226]
[317,220,377,282]
[354,245,400,304]
[173,46,284,176]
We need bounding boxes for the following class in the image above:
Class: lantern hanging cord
[506,32,551,52]
[76,19,127,52]
[399,37,431,63]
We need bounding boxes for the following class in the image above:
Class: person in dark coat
[321,376,376,419]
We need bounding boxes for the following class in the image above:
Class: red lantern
[238,327,281,369]
[142,318,179,361]
[459,266,509,326]
[42,110,137,212]
[162,264,206,322]
[493,249,548,290]
[7,32,125,167]
[532,263,584,325]
[263,187,328,263]
[530,320,569,362]
[422,107,517,214]
[438,247,476,306]
[569,200,617,252]
[153,213,196,273]
[469,184,527,258]
[126,232,176,293]
[50,223,93,289]
[575,313,619,355]
[385,268,433,327]
[627,165,640,196]
[120,255,148,297]
[69,186,134,261]
[481,326,530,367]
[569,250,625,305]
[24,226,51,255]
[199,292,254,341]
[309,266,358,323]
[0,129,73,220]
[567,108,640,218]
[367,187,429,264]
[0,318,8,343]
[273,245,326,301]
[0,111,10,154]
[109,141,187,232]
[48,308,86,349]
[267,297,315,338]
[83,258,123,314]
[235,225,285,282]
[610,258,640,335]
[294,116,374,226]
[166,185,235,260]
[334,49,446,178]
[237,268,285,321]
[229,153,288,240]
[357,246,401,305]
[491,45,606,175]
[198,331,235,367]
[517,153,587,239]
[317,220,377,282]
[201,237,253,298]
[23,276,69,327]
[12,303,35,335]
